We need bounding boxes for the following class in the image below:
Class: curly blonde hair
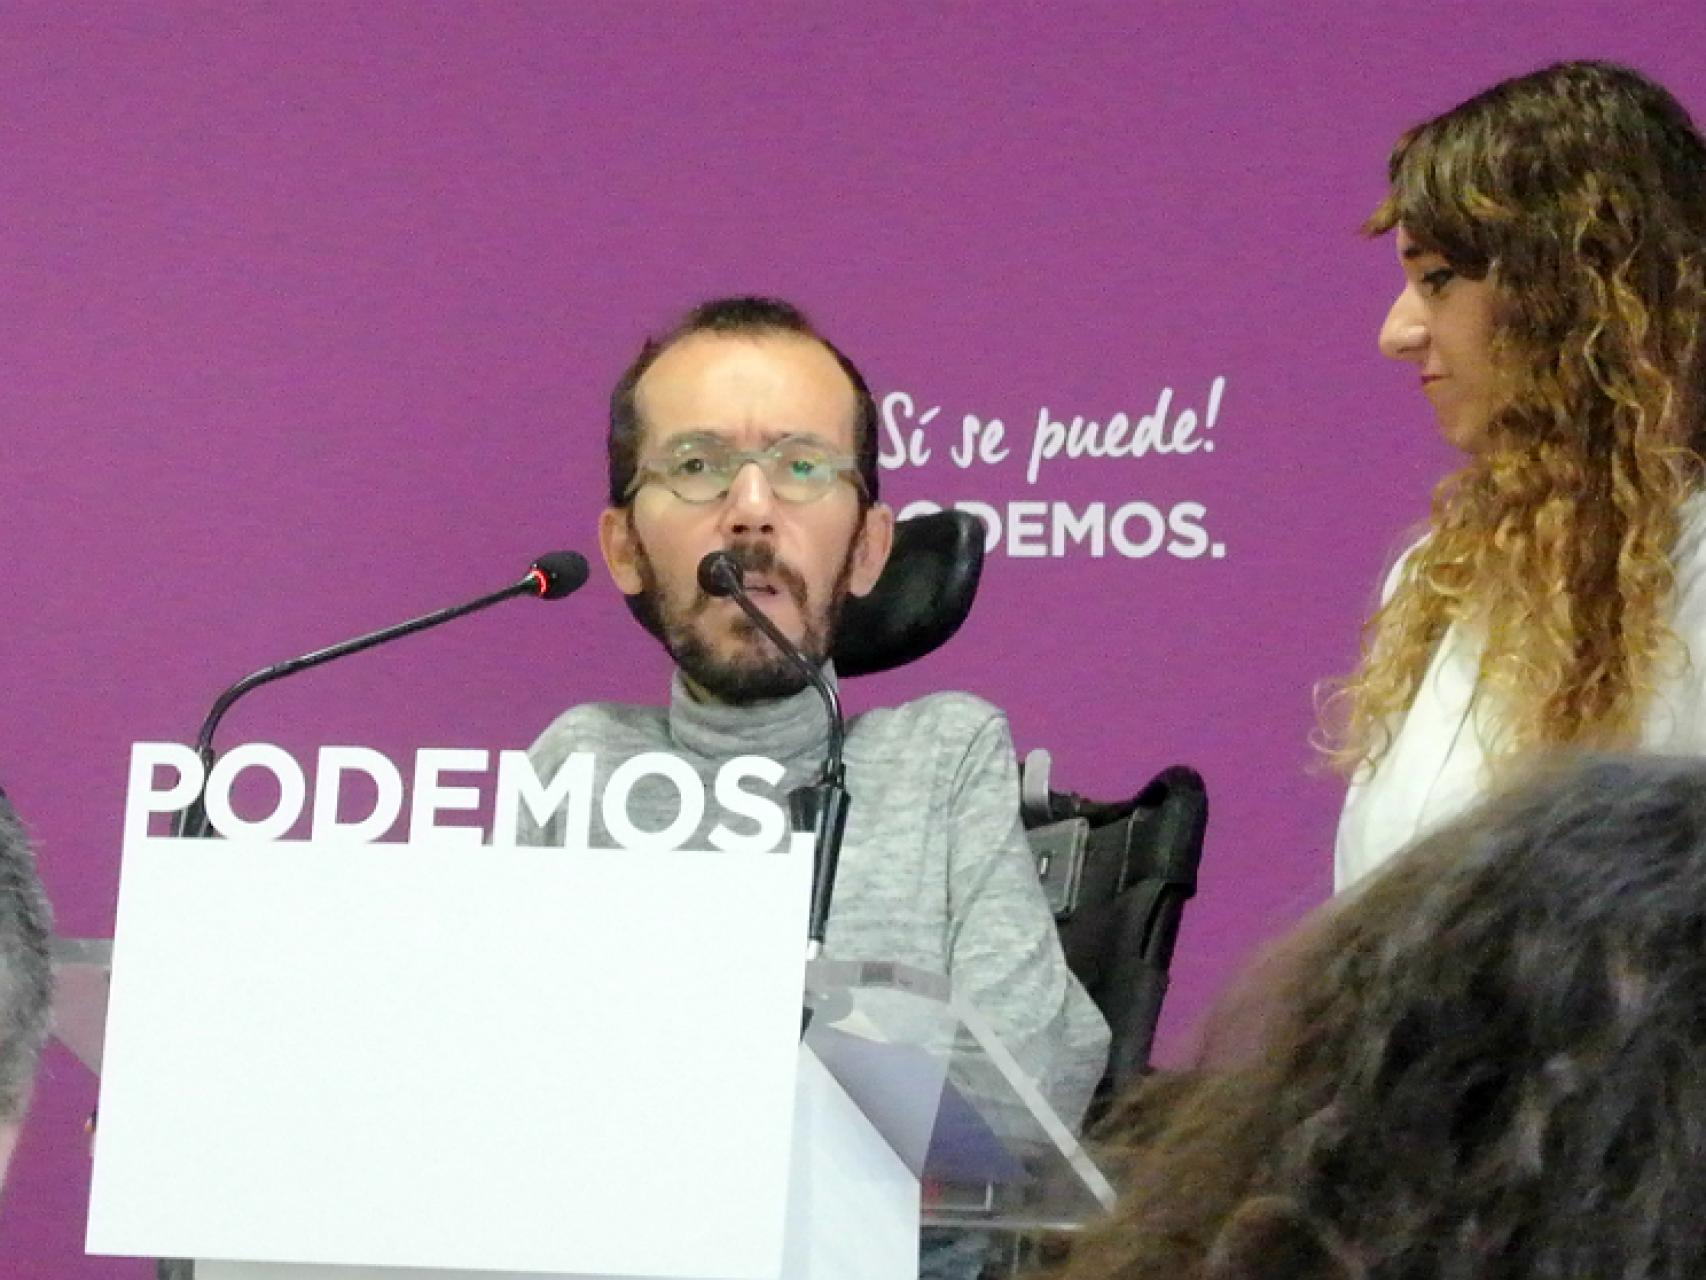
[1324,61,1706,777]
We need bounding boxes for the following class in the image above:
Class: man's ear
[598,507,645,596]
[847,503,895,599]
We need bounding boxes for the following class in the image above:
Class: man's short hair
[0,794,52,1123]
[606,296,881,508]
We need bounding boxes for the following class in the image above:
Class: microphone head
[528,551,590,600]
[697,550,743,598]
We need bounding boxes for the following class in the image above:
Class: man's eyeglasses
[626,433,864,505]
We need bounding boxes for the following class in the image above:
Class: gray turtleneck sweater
[519,671,1110,1129]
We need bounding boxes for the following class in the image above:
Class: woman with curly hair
[1052,754,1706,1280]
[1327,61,1706,888]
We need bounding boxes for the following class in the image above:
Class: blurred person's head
[1327,62,1706,775]
[0,794,52,1191]
[600,297,892,705]
[1057,755,1706,1280]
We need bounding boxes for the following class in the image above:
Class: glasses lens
[661,441,733,502]
[767,439,841,501]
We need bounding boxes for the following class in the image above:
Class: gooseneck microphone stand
[697,551,850,960]
[173,551,589,838]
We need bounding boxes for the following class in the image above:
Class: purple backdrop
[5,2,1705,1272]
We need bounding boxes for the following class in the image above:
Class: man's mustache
[693,543,809,613]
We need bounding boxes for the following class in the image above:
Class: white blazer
[1334,493,1706,891]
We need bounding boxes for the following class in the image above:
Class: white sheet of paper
[88,832,814,1278]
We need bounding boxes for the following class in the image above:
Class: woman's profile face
[1379,226,1502,453]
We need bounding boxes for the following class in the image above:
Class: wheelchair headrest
[619,510,986,677]
[833,510,985,677]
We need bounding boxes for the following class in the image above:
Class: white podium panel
[780,1049,918,1280]
[192,1047,918,1280]
[88,833,815,1278]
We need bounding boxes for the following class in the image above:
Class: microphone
[529,551,592,599]
[698,550,849,959]
[173,551,590,837]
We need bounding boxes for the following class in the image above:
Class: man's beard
[632,534,859,706]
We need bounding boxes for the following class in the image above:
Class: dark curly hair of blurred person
[1323,62,1706,776]
[1051,754,1706,1280]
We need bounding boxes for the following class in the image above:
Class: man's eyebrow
[650,427,841,451]
[1401,243,1433,261]
[652,428,721,448]
[762,428,837,445]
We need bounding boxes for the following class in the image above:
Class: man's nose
[1379,287,1428,362]
[720,461,778,537]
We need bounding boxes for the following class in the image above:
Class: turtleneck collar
[666,663,838,765]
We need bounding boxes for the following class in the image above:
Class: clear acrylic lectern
[56,936,1113,1278]
[801,958,1113,1233]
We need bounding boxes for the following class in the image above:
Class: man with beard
[520,297,1109,1139]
